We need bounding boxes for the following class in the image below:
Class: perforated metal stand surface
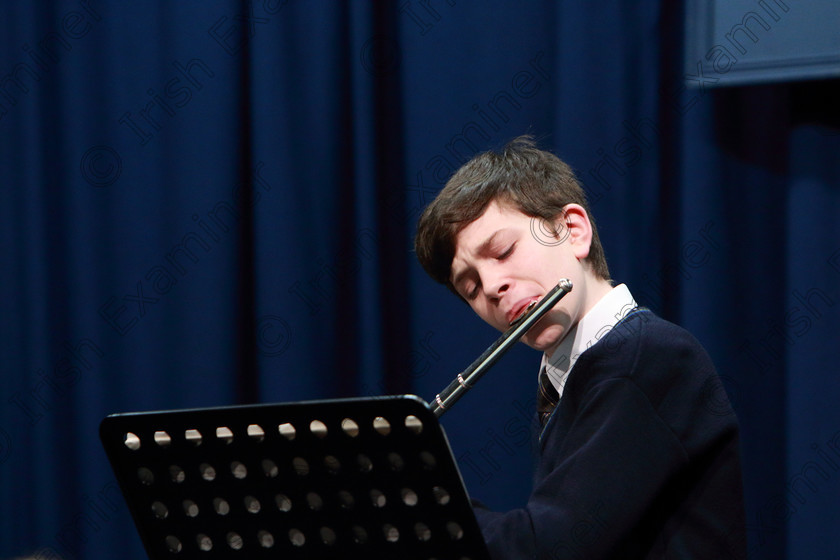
[100,395,490,560]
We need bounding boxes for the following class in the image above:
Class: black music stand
[100,395,490,560]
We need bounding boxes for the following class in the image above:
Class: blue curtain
[1,1,838,559]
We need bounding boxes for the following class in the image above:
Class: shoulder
[567,309,711,388]
[560,309,721,414]
[562,309,738,447]
[606,308,706,354]
[579,308,713,378]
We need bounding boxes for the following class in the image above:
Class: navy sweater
[472,309,746,559]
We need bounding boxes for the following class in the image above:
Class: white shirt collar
[539,283,637,398]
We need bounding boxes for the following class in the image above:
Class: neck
[542,276,613,358]
[585,278,614,313]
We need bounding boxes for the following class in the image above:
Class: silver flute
[430,279,573,417]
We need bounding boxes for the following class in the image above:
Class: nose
[481,266,511,302]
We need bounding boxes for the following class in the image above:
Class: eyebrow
[450,229,506,290]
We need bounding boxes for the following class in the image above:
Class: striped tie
[536,367,560,427]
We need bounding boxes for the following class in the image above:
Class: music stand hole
[278,422,296,440]
[401,488,418,506]
[169,465,185,483]
[373,416,391,435]
[419,451,437,470]
[165,535,182,553]
[196,534,212,551]
[320,527,337,545]
[154,431,172,447]
[351,526,368,544]
[200,463,216,481]
[310,419,328,438]
[433,486,450,505]
[337,490,354,509]
[184,429,202,445]
[244,495,261,514]
[370,489,386,508]
[247,424,265,441]
[324,455,341,474]
[387,452,405,472]
[124,432,141,450]
[227,532,243,550]
[151,501,169,519]
[258,530,275,548]
[383,524,399,543]
[292,457,309,476]
[306,492,324,511]
[213,497,230,515]
[183,500,199,517]
[356,454,373,473]
[275,494,292,512]
[262,459,279,478]
[216,426,234,444]
[289,529,305,547]
[137,467,154,486]
[414,522,431,541]
[446,521,464,540]
[341,417,360,437]
[405,415,423,434]
[231,461,247,479]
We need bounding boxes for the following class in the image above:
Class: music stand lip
[100,393,431,422]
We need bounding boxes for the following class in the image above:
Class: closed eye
[497,243,515,260]
[465,282,480,300]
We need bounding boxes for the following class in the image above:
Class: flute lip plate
[508,300,538,327]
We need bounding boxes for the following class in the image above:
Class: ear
[555,204,593,260]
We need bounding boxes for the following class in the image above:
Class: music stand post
[100,395,490,560]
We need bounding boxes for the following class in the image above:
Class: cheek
[538,249,575,280]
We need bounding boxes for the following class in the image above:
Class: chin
[525,326,567,353]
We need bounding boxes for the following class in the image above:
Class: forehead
[450,201,529,280]
[454,201,526,248]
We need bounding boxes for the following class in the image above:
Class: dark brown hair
[414,136,610,291]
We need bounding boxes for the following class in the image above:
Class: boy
[415,136,745,559]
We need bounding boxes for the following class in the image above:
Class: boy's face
[449,200,596,355]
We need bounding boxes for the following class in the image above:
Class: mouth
[508,299,539,327]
